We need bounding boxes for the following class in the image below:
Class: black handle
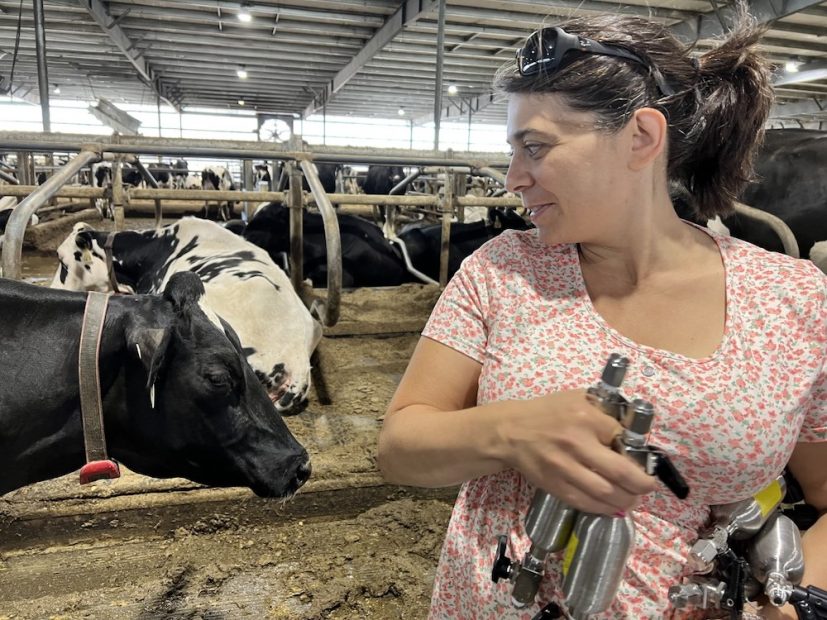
[792,585,827,620]
[492,535,514,583]
[531,602,563,620]
[652,449,690,499]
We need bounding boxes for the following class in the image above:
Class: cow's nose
[296,459,312,488]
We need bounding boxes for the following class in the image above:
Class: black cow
[270,162,339,194]
[396,208,532,281]
[675,128,827,273]
[362,165,406,195]
[243,202,412,287]
[0,272,311,497]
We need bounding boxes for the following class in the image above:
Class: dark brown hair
[494,7,774,219]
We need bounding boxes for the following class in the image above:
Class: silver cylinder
[746,512,805,606]
[562,512,635,617]
[524,491,578,553]
[712,475,787,540]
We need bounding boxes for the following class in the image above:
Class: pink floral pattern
[422,226,827,620]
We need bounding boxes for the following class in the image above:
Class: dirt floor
[0,215,457,620]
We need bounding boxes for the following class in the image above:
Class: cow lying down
[0,272,311,496]
[51,218,322,415]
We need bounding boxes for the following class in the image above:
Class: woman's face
[505,93,635,247]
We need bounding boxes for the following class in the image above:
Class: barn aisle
[1,243,456,620]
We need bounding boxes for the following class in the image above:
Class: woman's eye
[523,143,544,157]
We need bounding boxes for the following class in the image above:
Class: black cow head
[112,272,311,498]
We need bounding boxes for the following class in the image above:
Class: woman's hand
[501,389,659,515]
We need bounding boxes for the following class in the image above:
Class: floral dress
[422,227,827,620]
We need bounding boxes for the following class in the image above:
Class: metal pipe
[390,168,422,195]
[0,132,510,167]
[433,0,446,150]
[474,166,507,186]
[300,159,341,327]
[130,157,163,228]
[287,162,305,292]
[732,201,800,258]
[0,185,522,209]
[0,185,105,198]
[32,0,51,132]
[438,170,455,287]
[0,169,19,184]
[2,148,99,279]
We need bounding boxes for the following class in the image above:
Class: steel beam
[32,0,51,131]
[77,0,180,110]
[770,97,827,119]
[303,0,437,117]
[669,0,827,43]
[773,60,827,87]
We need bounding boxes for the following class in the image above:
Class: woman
[377,8,827,620]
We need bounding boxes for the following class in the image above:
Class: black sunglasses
[516,26,675,97]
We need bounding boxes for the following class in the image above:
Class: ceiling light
[238,4,252,22]
[238,99,245,106]
[785,60,801,73]
[237,66,248,79]
[447,84,458,95]
[53,84,60,94]
[397,107,406,116]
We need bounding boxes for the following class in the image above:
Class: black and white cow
[243,202,413,287]
[396,208,532,281]
[202,165,236,220]
[51,218,322,415]
[0,196,38,249]
[675,128,827,273]
[171,159,189,189]
[92,162,144,188]
[254,164,271,188]
[0,272,311,496]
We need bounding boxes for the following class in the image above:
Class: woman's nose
[505,159,531,194]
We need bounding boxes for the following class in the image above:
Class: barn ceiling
[1,0,826,128]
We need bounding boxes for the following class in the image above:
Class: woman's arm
[377,336,658,515]
[761,441,827,619]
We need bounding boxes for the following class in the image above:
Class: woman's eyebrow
[507,129,556,143]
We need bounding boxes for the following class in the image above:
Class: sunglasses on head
[516,26,675,97]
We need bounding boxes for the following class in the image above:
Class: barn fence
[0,131,520,328]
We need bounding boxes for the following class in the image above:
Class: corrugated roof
[1,0,825,126]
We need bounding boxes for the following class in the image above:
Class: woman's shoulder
[719,235,827,314]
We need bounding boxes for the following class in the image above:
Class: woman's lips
[529,204,554,222]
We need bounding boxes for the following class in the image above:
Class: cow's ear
[125,325,170,391]
[162,272,204,312]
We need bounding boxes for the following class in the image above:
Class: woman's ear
[628,107,668,171]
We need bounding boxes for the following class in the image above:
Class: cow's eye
[205,372,232,390]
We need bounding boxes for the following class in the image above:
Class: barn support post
[438,169,456,288]
[129,157,162,228]
[111,155,125,231]
[17,152,35,186]
[1,148,100,280]
[242,159,254,220]
[32,0,51,133]
[286,162,305,292]
[300,159,342,327]
[433,0,447,151]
